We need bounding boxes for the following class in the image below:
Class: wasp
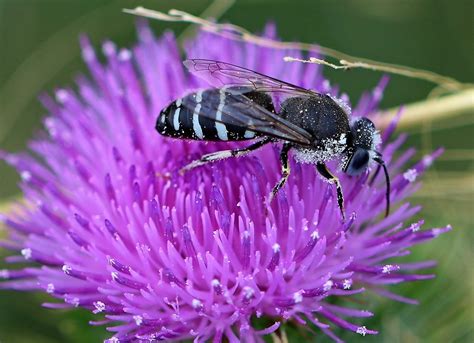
[156,59,390,220]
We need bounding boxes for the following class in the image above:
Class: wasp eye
[345,148,370,176]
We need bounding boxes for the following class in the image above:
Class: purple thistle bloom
[0,22,450,342]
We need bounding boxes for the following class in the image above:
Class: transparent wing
[184,59,318,98]
[181,89,313,145]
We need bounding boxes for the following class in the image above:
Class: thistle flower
[0,22,450,342]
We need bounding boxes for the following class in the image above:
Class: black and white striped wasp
[156,59,391,220]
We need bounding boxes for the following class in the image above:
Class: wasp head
[343,117,378,176]
[343,117,391,217]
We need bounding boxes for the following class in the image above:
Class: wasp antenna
[374,157,390,217]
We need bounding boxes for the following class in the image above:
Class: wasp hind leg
[316,162,346,221]
[179,137,272,174]
[269,143,292,202]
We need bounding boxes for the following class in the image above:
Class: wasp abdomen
[156,88,266,141]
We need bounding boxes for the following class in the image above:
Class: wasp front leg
[316,162,346,221]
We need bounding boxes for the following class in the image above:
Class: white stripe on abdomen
[215,88,228,141]
[192,91,204,139]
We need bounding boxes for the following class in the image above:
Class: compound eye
[345,148,370,176]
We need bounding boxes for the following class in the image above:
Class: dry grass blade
[284,57,471,92]
[123,7,471,92]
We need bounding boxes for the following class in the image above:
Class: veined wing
[180,88,313,145]
[183,59,318,98]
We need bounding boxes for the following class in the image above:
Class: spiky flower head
[0,23,450,342]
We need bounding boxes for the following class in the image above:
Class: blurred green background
[0,0,472,342]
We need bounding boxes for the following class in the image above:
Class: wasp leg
[269,143,292,202]
[316,163,346,221]
[179,137,272,174]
